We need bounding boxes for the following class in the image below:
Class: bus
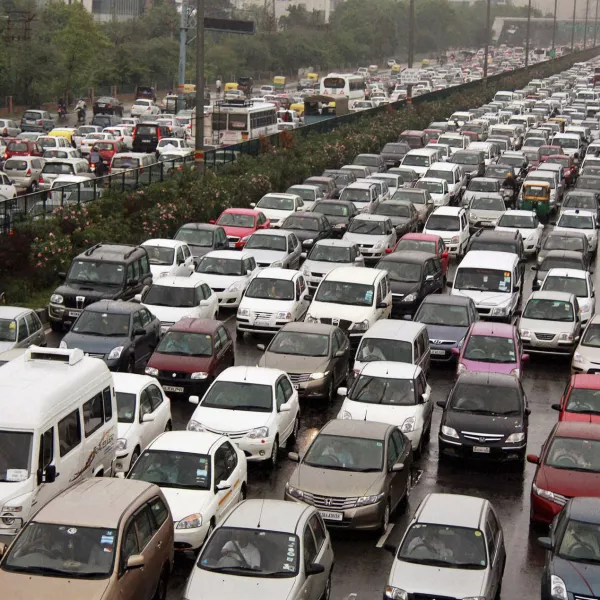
[319,73,366,104]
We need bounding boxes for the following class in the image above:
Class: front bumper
[236,437,276,462]
[522,339,576,356]
[439,435,526,461]
[357,247,387,264]
[157,375,211,398]
[215,290,243,308]
[236,317,291,334]
[429,342,460,361]
[530,492,563,524]
[174,521,211,551]
[293,377,329,399]
[48,303,81,328]
[391,296,419,317]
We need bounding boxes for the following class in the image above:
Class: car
[391,232,449,279]
[243,229,302,269]
[546,153,578,185]
[413,294,479,361]
[93,96,124,116]
[309,199,358,236]
[37,157,92,190]
[286,184,324,208]
[537,230,590,267]
[527,422,600,524]
[553,209,599,256]
[91,114,123,129]
[4,139,43,159]
[0,119,20,138]
[145,317,235,399]
[183,499,334,600]
[302,239,364,292]
[60,300,161,372]
[456,321,528,378]
[213,208,270,249]
[112,372,172,473]
[560,189,600,221]
[187,366,300,468]
[353,153,386,173]
[467,195,507,230]
[279,212,334,255]
[286,419,412,532]
[20,109,54,132]
[375,251,443,317]
[380,142,411,168]
[424,161,466,201]
[141,238,194,278]
[415,177,451,207]
[79,131,115,156]
[236,268,310,338]
[390,187,434,225]
[130,98,161,118]
[339,181,380,213]
[519,290,581,356]
[0,306,46,351]
[342,213,397,264]
[104,125,134,149]
[251,193,305,227]
[384,493,505,600]
[540,268,595,326]
[173,222,230,258]
[42,148,79,160]
[423,206,470,257]
[495,209,543,255]
[532,250,590,291]
[127,430,247,552]
[552,373,600,421]
[321,168,357,197]
[438,372,530,461]
[572,313,600,374]
[340,164,373,180]
[450,149,486,179]
[374,199,419,237]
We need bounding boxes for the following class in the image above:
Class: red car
[388,232,449,278]
[93,140,126,167]
[211,208,270,249]
[527,422,600,524]
[423,128,443,144]
[538,145,564,163]
[551,374,600,423]
[145,317,235,399]
[545,154,578,185]
[4,139,43,160]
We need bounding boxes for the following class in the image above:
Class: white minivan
[423,206,470,256]
[401,148,444,176]
[0,346,117,543]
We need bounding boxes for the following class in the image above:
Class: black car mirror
[551,403,561,411]
[536,537,553,551]
[377,302,388,309]
[133,328,146,337]
[306,563,325,576]
[436,400,446,409]
[334,349,346,357]
[127,278,138,286]
[44,464,57,484]
[58,271,66,280]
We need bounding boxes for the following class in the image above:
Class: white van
[424,206,470,256]
[450,250,522,321]
[401,148,444,176]
[0,346,116,543]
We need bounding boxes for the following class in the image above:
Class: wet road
[43,228,585,600]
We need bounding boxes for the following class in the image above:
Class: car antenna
[244,365,248,381]
[364,407,368,421]
[257,499,265,528]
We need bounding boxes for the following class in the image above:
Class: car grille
[411,595,458,600]
[535,332,555,341]
[63,296,94,309]
[319,318,352,330]
[302,491,358,510]
[461,431,504,443]
[159,371,191,380]
[254,311,274,320]
[211,287,226,293]
[476,307,491,316]
[201,425,249,440]
[359,244,374,249]
[429,339,456,345]
[227,236,240,243]
[310,272,325,279]
[88,353,105,359]
[289,373,311,384]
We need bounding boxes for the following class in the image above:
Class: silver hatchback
[2,156,45,193]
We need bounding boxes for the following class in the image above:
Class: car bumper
[157,376,211,398]
[530,492,563,524]
[293,377,329,399]
[429,344,459,361]
[522,340,576,355]
[174,521,212,551]
[235,437,276,462]
[358,249,387,264]
[48,304,81,328]
[439,436,526,461]
[391,297,419,317]
[216,290,243,308]
[236,317,291,334]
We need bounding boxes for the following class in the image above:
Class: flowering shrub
[30,232,73,285]
[139,201,194,238]
[52,205,91,236]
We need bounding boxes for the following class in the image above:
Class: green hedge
[2,48,600,303]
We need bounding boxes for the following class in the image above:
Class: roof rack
[84,242,103,256]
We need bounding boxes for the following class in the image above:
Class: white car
[121,117,140,127]
[423,206,470,256]
[553,209,598,255]
[467,196,506,229]
[251,193,304,227]
[127,430,247,550]
[139,274,219,334]
[141,238,194,278]
[540,268,595,326]
[342,213,397,264]
[103,126,134,149]
[339,181,380,213]
[495,209,543,255]
[79,132,115,155]
[187,366,300,468]
[236,268,310,338]
[368,173,403,196]
[130,98,161,118]
[243,229,303,269]
[337,361,432,453]
[155,137,188,155]
[415,177,451,207]
[194,250,259,308]
[356,177,390,202]
[112,372,172,473]
[302,239,364,292]
[0,172,17,199]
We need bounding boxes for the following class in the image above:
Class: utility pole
[407,0,415,103]
[595,0,599,46]
[525,0,532,67]
[572,0,578,51]
[585,0,591,48]
[483,0,491,83]
[178,0,187,114]
[194,0,205,177]
[551,0,558,50]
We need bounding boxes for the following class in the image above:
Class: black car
[380,142,411,168]
[173,222,229,258]
[309,200,358,236]
[93,96,124,117]
[61,300,160,372]
[576,174,600,193]
[280,212,333,253]
[90,114,123,128]
[132,122,170,153]
[374,199,419,237]
[437,372,530,462]
[375,251,443,317]
[48,243,153,332]
[450,150,485,180]
[538,497,600,600]
[321,169,357,198]
[532,249,590,291]
[466,229,526,281]
[413,295,479,361]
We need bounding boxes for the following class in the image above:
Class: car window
[391,430,405,455]
[132,312,143,332]
[331,332,340,355]
[487,509,500,546]
[214,443,235,482]
[276,380,287,409]
[135,506,156,550]
[149,496,169,527]
[38,427,54,472]
[140,255,150,277]
[58,409,82,457]
[176,247,184,265]
[131,259,140,280]
[281,377,293,400]
[24,311,40,334]
[388,433,400,469]
[140,389,153,419]
[217,327,229,348]
[122,521,139,565]
[202,284,212,299]
[303,525,318,567]
[83,392,104,437]
[416,334,424,359]
[147,385,163,411]
[308,513,327,552]
[16,317,28,342]
[103,387,113,421]
[139,308,152,327]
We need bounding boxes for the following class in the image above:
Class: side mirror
[334,349,346,357]
[256,343,265,351]
[216,480,231,492]
[537,537,553,551]
[391,462,404,472]
[377,302,388,309]
[44,464,57,484]
[142,413,155,423]
[337,387,348,397]
[306,563,325,576]
[189,395,200,405]
[403,314,412,321]
[249,202,256,208]
[425,275,434,281]
[133,328,146,336]
[199,299,210,307]
[446,280,453,288]
[126,555,145,570]
[527,454,540,464]
[288,451,300,462]
[531,265,538,271]
[209,219,216,225]
[133,293,142,302]
[127,278,138,286]
[279,402,292,412]
[436,399,446,409]
[521,353,530,361]
[383,542,397,555]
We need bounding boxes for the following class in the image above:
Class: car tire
[165,420,172,432]
[326,377,335,405]
[153,567,169,600]
[50,321,62,333]
[320,574,332,600]
[29,181,38,193]
[269,436,279,470]
[288,415,300,446]
[378,499,391,536]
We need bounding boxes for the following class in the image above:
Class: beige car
[0,478,174,600]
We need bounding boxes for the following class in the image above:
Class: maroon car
[145,317,234,400]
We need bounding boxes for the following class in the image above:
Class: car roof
[321,418,391,439]
[460,250,518,270]
[148,430,225,454]
[545,268,587,279]
[262,192,300,200]
[542,249,586,259]
[469,321,515,337]
[566,497,600,524]
[255,267,297,281]
[218,366,283,385]
[152,275,202,288]
[420,294,472,307]
[169,317,222,334]
[528,290,576,302]
[571,373,600,389]
[401,233,440,243]
[354,213,389,222]
[555,421,600,440]
[278,321,336,335]
[250,229,289,237]
[325,266,384,284]
[364,319,425,340]
[456,371,520,388]
[416,493,486,529]
[85,300,140,314]
[431,206,463,216]
[380,251,433,264]
[312,239,356,248]
[224,499,312,533]
[204,250,252,260]
[501,209,536,218]
[112,372,162,393]
[470,177,499,184]
[359,360,421,379]
[142,239,184,249]
[0,306,30,320]
[222,207,260,216]
[428,162,457,171]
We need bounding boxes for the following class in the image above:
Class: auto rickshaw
[273,76,286,91]
[48,128,76,144]
[391,64,401,75]
[224,82,238,95]
[421,59,430,67]
[520,180,551,221]
[549,117,566,132]
[307,72,319,84]
[290,102,304,116]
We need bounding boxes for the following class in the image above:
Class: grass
[9,285,56,310]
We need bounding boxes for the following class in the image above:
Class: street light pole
[483,0,491,83]
[194,0,205,178]
[595,0,599,46]
[525,0,532,67]
[177,0,187,114]
[585,0,590,48]
[406,0,415,103]
[572,0,578,52]
[552,0,558,50]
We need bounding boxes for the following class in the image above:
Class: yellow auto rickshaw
[549,117,566,132]
[520,180,551,221]
[273,76,286,91]
[307,72,318,83]
[290,102,304,116]
[224,82,238,93]
[421,59,430,67]
[391,64,401,74]
[48,128,75,144]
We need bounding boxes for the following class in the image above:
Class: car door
[459,211,469,250]
[181,244,193,269]
[484,508,503,599]
[305,515,332,598]
[275,376,297,443]
[147,383,170,438]
[132,505,163,599]
[421,259,436,297]
[295,275,310,319]
[213,441,240,520]
[138,388,157,450]
[296,523,321,600]
[216,326,235,371]
[24,310,46,347]
[139,307,160,352]
[14,315,29,349]
[330,329,348,386]
[417,371,433,433]
[387,429,410,511]
[419,329,431,374]
[0,173,14,197]
[131,311,152,366]
[117,517,147,599]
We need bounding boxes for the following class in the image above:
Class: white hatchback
[342,214,397,264]
[541,268,596,326]
[424,206,470,256]
[415,178,451,207]
[553,209,598,255]
[251,193,304,227]
[495,209,544,255]
[141,238,194,278]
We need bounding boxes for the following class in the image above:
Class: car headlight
[533,482,557,502]
[176,513,203,529]
[355,492,385,507]
[402,293,417,303]
[469,213,478,221]
[340,409,352,419]
[59,340,67,349]
[373,239,385,249]
[450,235,459,243]
[116,438,127,451]
[506,432,525,443]
[510,368,520,377]
[240,234,251,243]
[187,420,206,432]
[270,260,283,268]
[247,426,269,439]
[573,351,586,364]
[302,264,311,276]
[457,363,467,375]
[579,300,592,313]
[491,306,508,316]
[550,575,568,600]
[351,319,369,331]
[145,367,159,376]
[108,346,124,360]
[520,328,531,339]
[558,332,574,342]
[285,483,304,499]
[310,371,330,381]
[50,294,63,304]
[276,311,291,320]
[191,372,209,379]
[384,586,407,600]
[227,280,244,292]
[441,425,459,439]
[237,308,249,317]
[401,416,416,433]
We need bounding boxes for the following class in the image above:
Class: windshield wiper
[454,562,486,569]
[400,557,457,568]
[354,467,382,472]
[7,566,81,577]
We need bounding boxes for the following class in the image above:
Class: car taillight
[26,168,31,176]
[38,120,43,125]
[2,128,6,136]
[3,153,7,159]
[39,175,44,183]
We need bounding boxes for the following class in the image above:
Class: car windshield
[348,219,386,235]
[577,177,600,190]
[455,268,511,293]
[450,382,521,415]
[558,214,595,229]
[566,387,600,415]
[417,181,444,194]
[414,303,469,326]
[257,196,294,211]
[426,170,453,183]
[197,257,243,276]
[268,331,329,357]
[524,138,544,147]
[111,157,138,170]
[381,261,422,282]
[2,522,117,577]
[547,157,570,167]
[245,278,294,301]
[541,257,584,271]
[43,163,74,175]
[315,281,374,307]
[217,213,255,228]
[426,215,459,231]
[0,319,17,342]
[523,299,575,322]
[403,155,429,167]
[454,153,480,165]
[558,519,600,563]
[143,285,196,308]
[144,245,174,266]
[497,214,535,228]
[392,190,425,204]
[283,216,319,231]
[355,156,379,167]
[156,331,213,356]
[4,159,27,171]
[395,240,436,255]
[469,180,498,192]
[564,195,598,210]
[398,523,487,569]
[314,202,349,217]
[116,392,136,424]
[470,197,505,210]
[129,450,211,490]
[543,235,585,252]
[556,137,579,148]
[200,381,272,412]
[0,430,32,482]
[288,187,314,201]
[542,276,588,297]
[382,144,408,155]
[340,189,370,203]
[463,334,516,363]
[582,324,600,348]
[376,203,410,217]
[308,245,351,263]
[304,433,383,471]
[245,234,287,252]
[71,311,129,336]
[439,137,464,148]
[546,437,600,472]
[349,375,416,405]
[199,527,299,577]
[66,260,125,286]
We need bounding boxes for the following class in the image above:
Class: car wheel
[269,436,279,470]
[153,567,169,600]
[288,415,300,446]
[29,181,38,193]
[326,377,335,405]
[378,499,391,535]
[129,447,140,472]
[320,574,332,600]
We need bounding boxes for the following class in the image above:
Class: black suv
[48,243,153,332]
[466,229,526,280]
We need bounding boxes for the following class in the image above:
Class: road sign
[400,68,420,84]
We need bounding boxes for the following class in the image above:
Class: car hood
[341,399,418,429]
[343,232,386,246]
[445,411,524,435]
[423,324,468,344]
[258,353,329,374]
[148,351,212,373]
[452,289,512,307]
[221,225,256,237]
[289,463,383,498]
[149,265,173,278]
[0,572,110,600]
[141,304,195,324]
[389,559,485,597]
[198,273,244,289]
[288,229,317,242]
[188,245,213,258]
[244,249,286,264]
[308,301,372,323]
[161,487,212,521]
[54,282,120,300]
[191,406,270,433]
[423,228,458,240]
[495,225,537,239]
[62,331,129,354]
[322,215,349,227]
[519,317,574,335]
[578,345,600,364]
[387,216,410,227]
[389,280,420,296]
[552,555,600,595]
[469,208,505,220]
[256,208,292,222]
[537,465,600,499]
[304,259,350,275]
[464,191,501,201]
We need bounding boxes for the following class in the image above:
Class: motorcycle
[501,187,516,210]
[76,107,86,124]
[58,106,67,121]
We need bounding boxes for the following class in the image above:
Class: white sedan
[130,99,161,118]
[157,137,189,155]
[80,132,115,155]
[112,372,172,473]
[127,430,247,551]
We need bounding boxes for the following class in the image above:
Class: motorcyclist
[501,172,519,209]
[75,98,87,122]
[57,98,66,117]
[89,146,105,177]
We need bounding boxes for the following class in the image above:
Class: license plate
[319,510,343,521]
[68,310,81,318]
[98,103,106,107]
[163,386,184,393]
[255,319,270,328]
[430,349,446,356]
[473,446,490,454]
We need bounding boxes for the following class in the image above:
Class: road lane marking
[376,523,394,548]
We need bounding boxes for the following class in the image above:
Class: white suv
[141,238,194,278]
[342,214,397,264]
[424,161,465,203]
[423,206,470,256]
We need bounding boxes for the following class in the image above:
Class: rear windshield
[7,142,29,152]
[112,157,138,169]
[23,111,40,119]
[43,163,74,174]
[136,125,158,136]
[4,160,27,171]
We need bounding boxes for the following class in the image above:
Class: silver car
[243,229,303,269]
[572,313,600,373]
[462,176,502,206]
[38,158,92,190]
[2,156,45,193]
[303,239,364,291]
[0,306,47,352]
[467,196,506,229]
[0,119,21,138]
[184,499,334,600]
[385,493,505,600]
